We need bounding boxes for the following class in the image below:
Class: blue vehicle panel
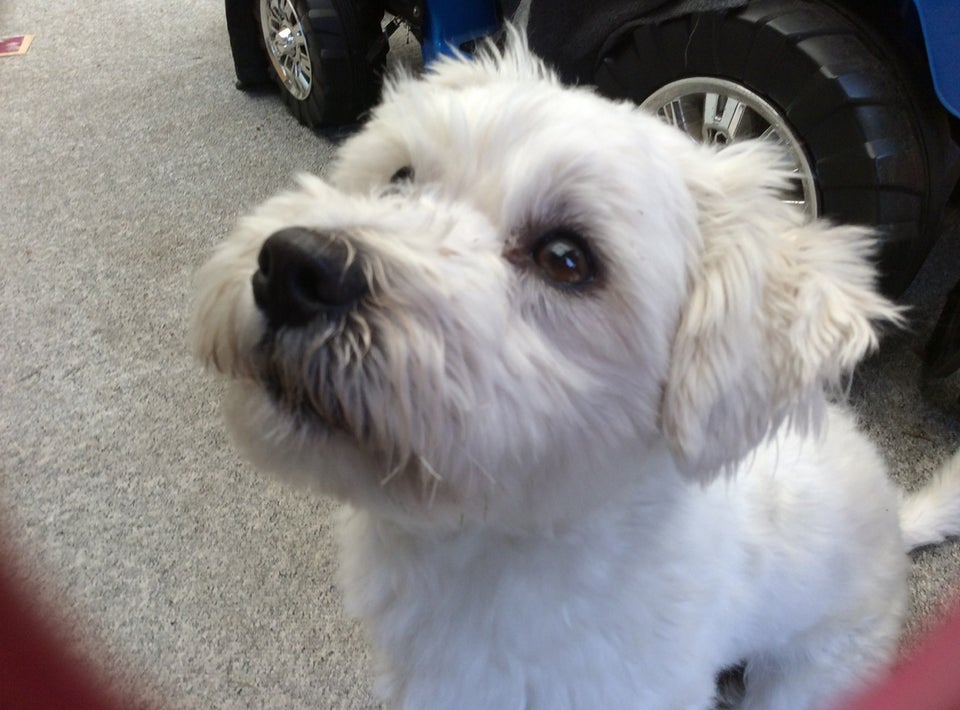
[912,0,960,118]
[420,0,500,64]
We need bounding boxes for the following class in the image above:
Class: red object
[0,36,25,53]
[0,35,32,56]
[841,599,960,710]
[0,567,130,710]
[1,540,958,708]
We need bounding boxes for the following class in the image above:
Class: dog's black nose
[252,227,367,328]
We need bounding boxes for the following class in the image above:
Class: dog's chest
[337,505,733,709]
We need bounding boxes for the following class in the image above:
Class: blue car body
[419,0,500,64]
[419,0,959,121]
[913,0,960,118]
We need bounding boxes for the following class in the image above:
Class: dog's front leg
[738,611,903,710]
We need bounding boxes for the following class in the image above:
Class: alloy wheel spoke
[272,0,286,24]
[702,92,748,144]
[661,99,688,132]
[295,67,310,94]
[759,125,789,147]
[640,78,818,217]
[297,53,312,82]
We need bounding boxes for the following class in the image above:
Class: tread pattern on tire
[273,0,385,127]
[594,0,947,295]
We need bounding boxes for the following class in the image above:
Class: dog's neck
[336,441,706,705]
[370,437,688,539]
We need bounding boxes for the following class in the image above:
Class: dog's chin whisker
[417,454,442,482]
[339,405,368,446]
[309,326,338,353]
[204,342,256,381]
[363,260,392,303]
[468,453,497,488]
[404,454,443,509]
[380,461,405,487]
[203,349,224,375]
[337,335,364,368]
[341,237,359,273]
[349,312,374,358]
[427,475,441,509]
[266,417,295,446]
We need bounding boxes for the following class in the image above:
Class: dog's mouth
[259,362,349,435]
[250,314,375,441]
[243,317,460,510]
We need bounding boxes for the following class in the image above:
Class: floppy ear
[661,141,903,481]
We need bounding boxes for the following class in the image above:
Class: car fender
[910,0,960,118]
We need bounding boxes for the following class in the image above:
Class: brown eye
[532,231,595,285]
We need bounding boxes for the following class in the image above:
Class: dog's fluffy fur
[193,34,960,709]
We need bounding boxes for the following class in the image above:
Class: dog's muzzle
[251,227,367,329]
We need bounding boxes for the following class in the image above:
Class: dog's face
[193,37,898,529]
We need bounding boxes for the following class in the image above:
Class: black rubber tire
[260,0,386,127]
[227,0,273,88]
[924,278,960,377]
[593,0,950,297]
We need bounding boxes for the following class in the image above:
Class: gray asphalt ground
[1,2,958,707]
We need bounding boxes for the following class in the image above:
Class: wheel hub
[641,77,818,217]
[275,27,296,58]
[260,0,313,101]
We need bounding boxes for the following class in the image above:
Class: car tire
[924,278,960,377]
[593,0,950,296]
[258,0,386,127]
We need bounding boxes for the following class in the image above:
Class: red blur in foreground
[0,567,129,710]
[841,598,960,710]
[1,549,958,709]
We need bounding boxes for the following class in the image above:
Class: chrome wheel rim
[641,77,818,216]
[260,0,312,101]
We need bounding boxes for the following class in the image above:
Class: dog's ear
[661,141,902,481]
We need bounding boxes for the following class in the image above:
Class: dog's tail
[900,449,960,552]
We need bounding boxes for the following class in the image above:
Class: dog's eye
[390,166,414,183]
[532,230,596,286]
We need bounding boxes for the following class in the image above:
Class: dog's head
[192,33,900,528]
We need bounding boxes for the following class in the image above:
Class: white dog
[193,33,960,709]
